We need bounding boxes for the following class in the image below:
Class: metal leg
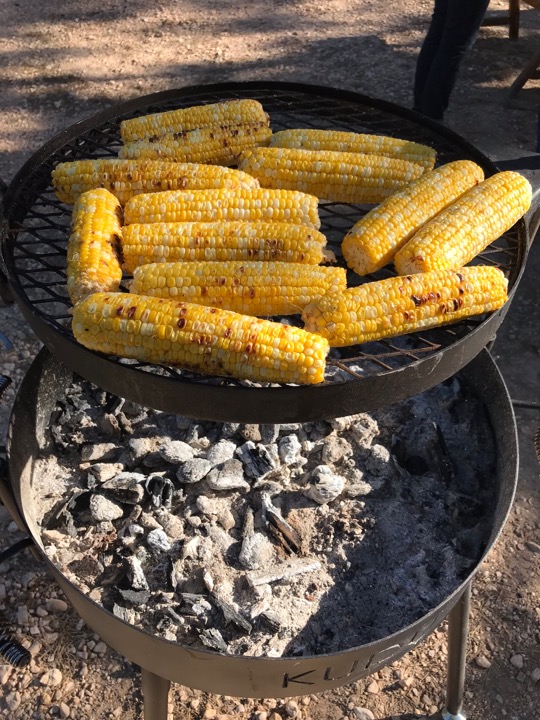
[442,582,471,720]
[141,668,170,720]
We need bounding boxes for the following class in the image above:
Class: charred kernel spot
[245,342,254,353]
[436,291,442,300]
[403,310,411,320]
[179,306,188,315]
[248,288,256,298]
[456,272,464,282]
[180,177,188,189]
[247,249,253,257]
[115,307,124,316]
[233,277,240,286]
[440,303,448,314]
[127,306,137,319]
[428,292,437,301]
[224,328,231,338]
[210,308,217,313]
[454,298,463,310]
[299,252,305,261]
[201,286,208,297]
[126,172,132,181]
[218,277,227,286]
[399,286,406,294]
[458,286,465,294]
[177,318,187,329]
[209,132,214,140]
[411,295,422,306]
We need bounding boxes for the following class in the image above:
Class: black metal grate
[0,83,528,408]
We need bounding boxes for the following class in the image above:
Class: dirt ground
[0,1,539,719]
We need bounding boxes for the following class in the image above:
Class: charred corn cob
[123,188,321,228]
[119,123,272,167]
[237,147,425,204]
[301,266,508,347]
[51,159,259,205]
[270,129,436,171]
[120,99,269,143]
[72,292,329,384]
[67,188,123,305]
[394,171,532,275]
[129,261,347,316]
[121,221,328,273]
[342,160,485,276]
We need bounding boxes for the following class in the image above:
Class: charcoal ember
[239,532,273,570]
[259,610,282,632]
[176,458,213,484]
[113,604,137,623]
[364,443,392,476]
[163,606,184,625]
[180,594,212,617]
[68,554,104,581]
[155,616,178,642]
[350,415,380,448]
[211,594,252,633]
[205,439,237,466]
[262,499,302,554]
[89,495,123,523]
[145,474,174,508]
[119,523,145,543]
[81,443,120,463]
[100,473,146,504]
[237,441,277,480]
[199,627,228,653]
[322,434,353,464]
[205,459,250,492]
[278,434,304,465]
[260,424,279,444]
[128,437,161,463]
[45,491,89,534]
[304,466,345,505]
[238,424,262,443]
[98,413,122,437]
[87,463,124,485]
[221,422,241,438]
[142,451,167,468]
[147,528,172,553]
[125,555,149,591]
[168,559,187,592]
[118,588,152,606]
[159,440,195,464]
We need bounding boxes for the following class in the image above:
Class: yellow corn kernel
[67,188,123,305]
[301,266,508,347]
[123,188,321,228]
[237,147,425,204]
[342,160,485,276]
[270,128,436,170]
[121,221,328,273]
[129,261,347,316]
[120,99,269,142]
[72,292,329,385]
[119,123,272,167]
[51,158,260,205]
[394,171,532,275]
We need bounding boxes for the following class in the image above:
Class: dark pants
[413,0,490,120]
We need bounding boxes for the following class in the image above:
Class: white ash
[34,375,497,657]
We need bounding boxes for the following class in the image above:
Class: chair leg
[441,583,471,720]
[506,52,540,102]
[141,668,171,720]
[509,0,520,40]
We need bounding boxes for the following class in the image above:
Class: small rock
[353,709,375,720]
[206,459,250,491]
[17,605,29,626]
[366,679,380,694]
[160,440,195,464]
[0,584,5,602]
[147,528,172,552]
[5,691,21,711]
[322,434,353,463]
[177,458,213,484]
[476,655,492,669]
[516,671,527,683]
[40,668,63,687]
[206,439,237,466]
[304,465,345,504]
[0,665,12,684]
[239,424,262,443]
[87,463,124,483]
[237,441,277,480]
[90,494,124,522]
[81,442,119,462]
[530,667,540,682]
[154,509,185,539]
[94,641,107,655]
[59,702,71,718]
[278,434,303,464]
[46,598,69,613]
[510,654,524,669]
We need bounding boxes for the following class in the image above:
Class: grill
[0,81,529,422]
[0,82,526,720]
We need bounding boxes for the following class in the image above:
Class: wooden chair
[483,0,521,40]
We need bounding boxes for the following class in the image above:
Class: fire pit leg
[141,668,170,720]
[442,582,471,720]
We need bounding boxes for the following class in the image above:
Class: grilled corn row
[342,160,485,276]
[121,221,328,273]
[72,292,329,385]
[130,261,347,316]
[120,99,269,143]
[67,188,123,305]
[51,159,260,205]
[119,122,272,167]
[270,129,437,170]
[394,171,532,275]
[124,188,321,228]
[237,147,425,204]
[301,266,508,347]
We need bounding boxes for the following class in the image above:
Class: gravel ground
[1,1,539,719]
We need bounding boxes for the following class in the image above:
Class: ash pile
[35,376,497,657]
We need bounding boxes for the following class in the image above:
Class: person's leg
[413,0,448,113]
[415,0,490,120]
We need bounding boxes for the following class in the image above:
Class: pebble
[59,702,71,718]
[46,598,68,613]
[159,440,195,464]
[304,465,344,504]
[510,654,524,669]
[353,709,375,720]
[278,434,303,464]
[89,495,124,522]
[81,442,119,462]
[205,459,250,491]
[205,439,237,466]
[40,668,63,687]
[366,680,380,694]
[147,528,172,552]
[177,458,213,484]
[525,541,540,553]
[0,665,12,684]
[531,667,540,682]
[0,584,5,602]
[5,691,21,711]
[476,655,492,669]
[17,605,29,626]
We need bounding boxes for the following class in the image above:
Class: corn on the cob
[119,122,272,167]
[67,188,123,305]
[51,159,259,205]
[123,188,321,228]
[120,99,269,143]
[394,171,532,275]
[237,147,425,204]
[72,292,329,385]
[301,266,508,347]
[270,129,437,171]
[121,221,328,273]
[342,160,485,276]
[129,261,347,316]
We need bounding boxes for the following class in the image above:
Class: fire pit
[0,82,525,719]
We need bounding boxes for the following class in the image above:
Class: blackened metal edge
[6,347,518,697]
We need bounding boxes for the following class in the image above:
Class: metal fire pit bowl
[0,81,529,423]
[3,348,517,712]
